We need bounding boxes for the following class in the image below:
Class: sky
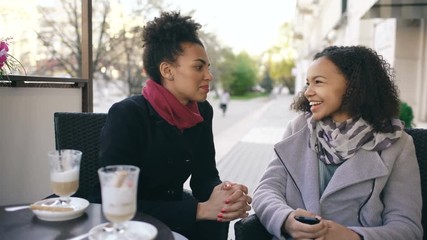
[0,0,295,57]
[165,0,296,55]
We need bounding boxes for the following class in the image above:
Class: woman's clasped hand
[197,181,252,222]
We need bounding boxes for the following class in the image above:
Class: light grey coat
[252,115,423,240]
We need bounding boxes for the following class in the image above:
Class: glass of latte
[91,165,140,240]
[48,149,82,206]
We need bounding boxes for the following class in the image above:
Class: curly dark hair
[142,11,203,84]
[291,45,400,132]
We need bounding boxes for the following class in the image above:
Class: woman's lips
[200,85,209,92]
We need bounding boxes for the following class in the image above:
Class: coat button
[167,190,175,195]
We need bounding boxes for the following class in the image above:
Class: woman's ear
[159,62,174,81]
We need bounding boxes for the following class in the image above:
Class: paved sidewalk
[214,93,297,196]
[210,92,298,239]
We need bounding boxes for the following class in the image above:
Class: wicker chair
[234,128,427,240]
[53,112,107,201]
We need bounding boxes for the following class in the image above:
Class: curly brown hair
[291,45,400,132]
[142,11,203,84]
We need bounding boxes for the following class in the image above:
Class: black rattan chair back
[405,128,427,239]
[54,112,107,201]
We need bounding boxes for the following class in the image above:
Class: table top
[0,203,174,240]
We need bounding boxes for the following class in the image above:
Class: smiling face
[305,57,351,122]
[161,42,212,105]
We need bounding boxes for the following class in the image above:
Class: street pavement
[209,91,297,195]
[207,91,298,239]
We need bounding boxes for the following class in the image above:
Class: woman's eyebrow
[307,74,326,80]
[193,58,210,66]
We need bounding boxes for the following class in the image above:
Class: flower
[0,37,24,79]
[0,39,9,69]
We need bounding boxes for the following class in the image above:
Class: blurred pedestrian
[219,90,230,116]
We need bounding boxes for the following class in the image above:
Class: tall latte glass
[48,149,82,206]
[91,165,140,240]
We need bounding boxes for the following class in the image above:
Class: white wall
[417,19,427,123]
[374,19,396,67]
[0,87,81,205]
[394,19,422,113]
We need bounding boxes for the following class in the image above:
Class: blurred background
[0,0,298,112]
[1,0,425,126]
[1,0,427,221]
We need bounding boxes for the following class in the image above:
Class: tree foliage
[264,22,296,94]
[218,50,258,96]
[198,28,226,98]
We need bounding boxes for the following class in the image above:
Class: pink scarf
[142,79,203,131]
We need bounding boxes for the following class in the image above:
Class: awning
[363,0,427,19]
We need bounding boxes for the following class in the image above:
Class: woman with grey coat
[252,46,422,240]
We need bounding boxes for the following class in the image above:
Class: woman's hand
[282,208,328,240]
[282,209,362,240]
[196,181,252,222]
[217,181,252,222]
[196,182,232,220]
[321,220,362,240]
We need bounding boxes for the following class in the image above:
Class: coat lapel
[321,149,388,199]
[274,126,389,213]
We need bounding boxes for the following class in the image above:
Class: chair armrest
[234,214,273,240]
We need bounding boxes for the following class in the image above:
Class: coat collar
[274,125,388,212]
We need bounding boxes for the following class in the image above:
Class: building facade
[293,0,427,125]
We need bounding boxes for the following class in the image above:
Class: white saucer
[172,231,188,240]
[32,197,89,221]
[88,221,157,240]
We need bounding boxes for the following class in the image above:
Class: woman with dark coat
[94,11,251,240]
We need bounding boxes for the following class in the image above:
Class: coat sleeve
[190,101,222,201]
[253,156,296,239]
[252,119,300,239]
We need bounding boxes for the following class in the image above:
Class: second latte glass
[91,165,140,240]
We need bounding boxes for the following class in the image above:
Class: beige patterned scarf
[306,114,404,165]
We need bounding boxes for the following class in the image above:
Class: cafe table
[0,202,175,240]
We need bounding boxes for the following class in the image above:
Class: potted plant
[399,101,414,128]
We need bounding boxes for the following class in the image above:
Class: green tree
[264,22,296,94]
[219,51,257,96]
[217,47,237,92]
[198,28,226,98]
[270,58,295,94]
